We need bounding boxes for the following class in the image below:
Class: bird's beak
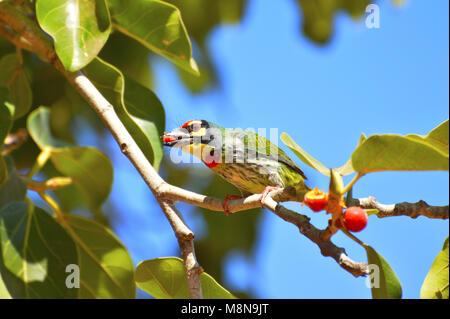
[162,128,192,147]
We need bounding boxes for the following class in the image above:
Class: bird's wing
[227,129,307,180]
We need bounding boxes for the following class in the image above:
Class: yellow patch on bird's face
[190,127,206,137]
[181,143,215,161]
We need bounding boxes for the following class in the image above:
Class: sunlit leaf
[351,120,449,173]
[281,132,330,176]
[365,245,402,299]
[36,0,112,71]
[83,57,165,170]
[0,202,78,298]
[136,257,235,299]
[59,214,135,298]
[336,133,366,176]
[107,0,199,74]
[27,107,113,209]
[421,237,449,299]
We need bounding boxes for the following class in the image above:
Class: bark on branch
[349,196,449,220]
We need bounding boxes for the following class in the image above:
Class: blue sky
[108,0,449,298]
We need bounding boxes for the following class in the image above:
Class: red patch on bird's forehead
[181,120,202,128]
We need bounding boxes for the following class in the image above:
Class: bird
[162,120,310,214]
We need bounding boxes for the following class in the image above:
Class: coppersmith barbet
[163,120,310,213]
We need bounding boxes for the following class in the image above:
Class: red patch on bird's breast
[203,152,221,168]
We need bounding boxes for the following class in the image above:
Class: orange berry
[304,188,328,212]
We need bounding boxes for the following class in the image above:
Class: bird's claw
[260,186,280,205]
[222,195,243,215]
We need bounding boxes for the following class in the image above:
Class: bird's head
[162,120,224,160]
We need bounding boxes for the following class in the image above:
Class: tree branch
[349,196,449,220]
[4,1,445,290]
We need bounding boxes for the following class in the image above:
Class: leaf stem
[38,191,64,220]
[342,173,363,195]
[26,148,51,178]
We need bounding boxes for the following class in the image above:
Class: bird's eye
[191,123,201,132]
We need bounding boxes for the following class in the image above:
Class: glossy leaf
[83,57,165,170]
[59,214,135,298]
[0,156,27,209]
[27,107,113,209]
[365,245,402,299]
[281,132,330,176]
[421,237,449,299]
[36,0,112,71]
[136,257,235,299]
[107,0,199,74]
[0,53,32,119]
[351,120,449,173]
[0,202,78,298]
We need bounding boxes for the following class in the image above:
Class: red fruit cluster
[343,207,368,232]
[304,188,328,212]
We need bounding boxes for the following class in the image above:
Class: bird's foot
[222,195,243,215]
[260,186,281,205]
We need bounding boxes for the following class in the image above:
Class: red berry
[304,188,328,212]
[343,207,368,232]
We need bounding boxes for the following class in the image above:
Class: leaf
[336,133,366,176]
[136,257,235,299]
[0,87,14,147]
[0,92,14,186]
[0,156,27,209]
[365,245,402,299]
[27,107,113,209]
[36,0,112,71]
[0,53,32,119]
[83,57,165,170]
[107,0,199,75]
[59,214,135,298]
[351,120,449,173]
[0,202,78,298]
[420,237,449,299]
[280,132,330,176]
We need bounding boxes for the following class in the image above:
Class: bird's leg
[260,186,281,205]
[222,195,243,215]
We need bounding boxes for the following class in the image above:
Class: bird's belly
[210,160,284,194]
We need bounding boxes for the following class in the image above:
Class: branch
[349,196,449,220]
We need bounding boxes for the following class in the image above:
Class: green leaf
[0,87,14,147]
[0,53,32,119]
[0,156,27,209]
[365,245,402,299]
[36,0,112,71]
[336,133,366,176]
[136,257,235,299]
[0,91,14,186]
[351,120,449,174]
[83,57,165,170]
[0,202,78,298]
[107,0,199,75]
[420,237,449,299]
[27,107,113,209]
[281,132,330,176]
[59,214,135,298]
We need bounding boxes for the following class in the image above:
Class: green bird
[163,120,310,213]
